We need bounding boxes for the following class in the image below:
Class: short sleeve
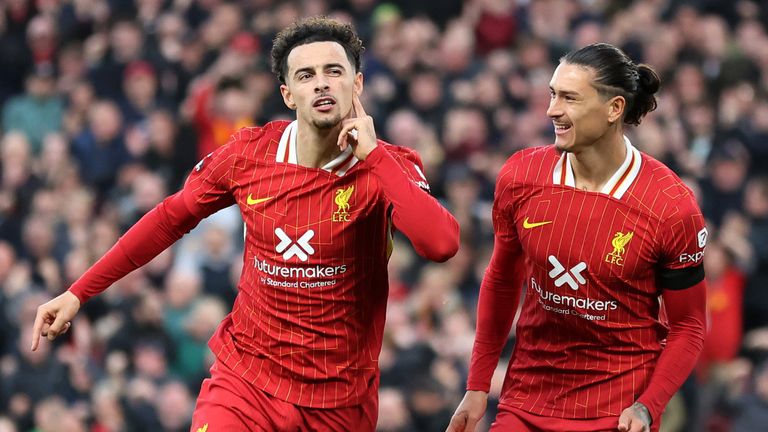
[657,193,707,290]
[182,136,238,218]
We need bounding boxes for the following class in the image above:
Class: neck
[569,128,626,192]
[295,119,344,168]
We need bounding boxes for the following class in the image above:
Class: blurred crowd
[1,0,768,431]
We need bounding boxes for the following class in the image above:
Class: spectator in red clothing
[188,75,257,159]
[184,33,260,159]
[468,0,518,56]
[698,238,746,377]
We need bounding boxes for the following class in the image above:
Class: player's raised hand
[336,91,377,160]
[446,391,488,432]
[31,291,80,351]
[618,402,651,432]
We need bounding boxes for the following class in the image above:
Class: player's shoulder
[376,140,431,190]
[499,145,561,184]
[226,120,291,159]
[636,152,699,213]
[377,140,422,165]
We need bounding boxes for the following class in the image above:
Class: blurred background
[1,0,768,431]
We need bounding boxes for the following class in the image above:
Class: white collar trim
[276,120,298,164]
[552,136,641,199]
[276,120,359,176]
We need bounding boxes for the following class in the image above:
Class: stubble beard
[312,113,342,130]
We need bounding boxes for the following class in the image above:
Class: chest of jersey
[514,185,660,291]
[235,162,388,269]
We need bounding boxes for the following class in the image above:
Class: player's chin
[554,138,572,152]
[313,116,342,130]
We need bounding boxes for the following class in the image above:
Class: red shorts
[490,405,660,432]
[190,361,377,432]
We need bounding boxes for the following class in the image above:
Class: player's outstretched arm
[31,291,80,351]
[66,191,204,304]
[30,190,206,351]
[446,390,488,432]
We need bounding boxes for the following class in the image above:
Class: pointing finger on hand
[352,92,366,118]
[31,309,47,351]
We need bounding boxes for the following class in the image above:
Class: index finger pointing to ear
[352,92,366,118]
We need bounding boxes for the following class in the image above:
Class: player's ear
[607,95,625,124]
[354,72,363,96]
[280,84,297,110]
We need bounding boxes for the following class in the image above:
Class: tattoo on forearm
[633,402,652,426]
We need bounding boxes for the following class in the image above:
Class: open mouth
[313,96,336,111]
[554,123,572,135]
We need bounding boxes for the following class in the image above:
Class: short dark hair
[270,16,364,84]
[562,43,660,126]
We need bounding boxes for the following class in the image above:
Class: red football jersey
[479,139,707,419]
[183,120,434,408]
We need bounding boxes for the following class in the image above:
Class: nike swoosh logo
[247,194,272,205]
[523,217,553,229]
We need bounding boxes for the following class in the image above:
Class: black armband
[656,264,704,290]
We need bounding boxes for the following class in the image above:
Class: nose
[314,75,330,93]
[546,97,562,119]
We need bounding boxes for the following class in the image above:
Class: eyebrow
[293,63,347,78]
[549,86,581,97]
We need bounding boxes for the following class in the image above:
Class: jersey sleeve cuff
[466,381,492,393]
[68,287,89,305]
[635,396,660,421]
[363,144,386,166]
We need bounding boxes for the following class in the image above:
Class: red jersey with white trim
[184,120,433,408]
[489,139,706,418]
